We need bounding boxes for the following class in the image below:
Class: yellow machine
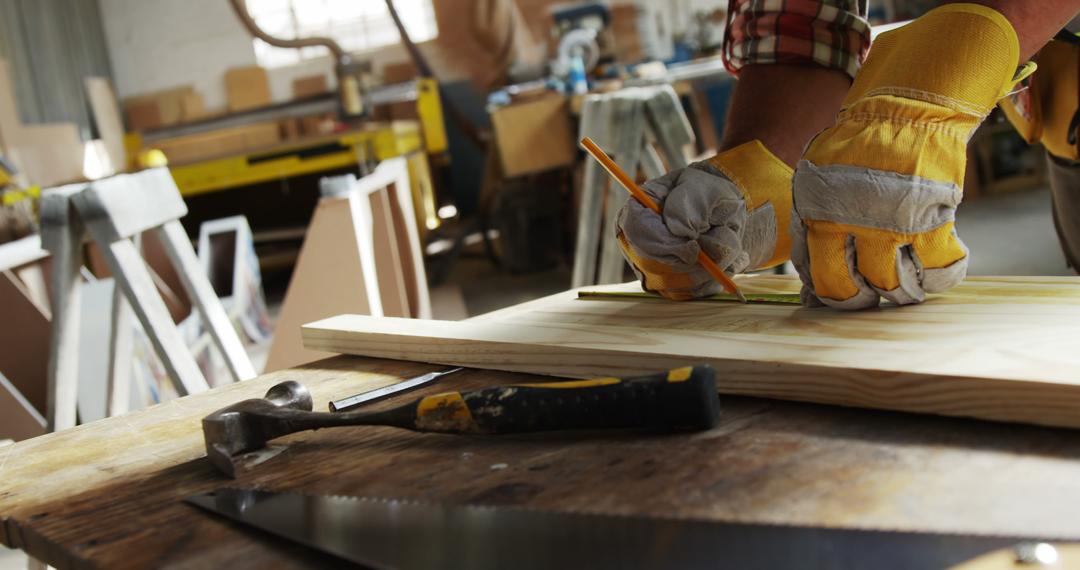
[131,76,448,238]
[0,156,38,206]
[0,156,40,240]
[143,77,447,198]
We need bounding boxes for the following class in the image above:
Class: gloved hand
[616,140,793,300]
[792,3,1035,309]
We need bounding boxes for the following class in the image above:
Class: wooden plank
[0,235,48,273]
[147,123,281,165]
[78,168,188,242]
[6,355,1080,568]
[303,275,1080,430]
[84,77,126,174]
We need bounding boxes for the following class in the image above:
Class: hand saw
[186,488,1075,569]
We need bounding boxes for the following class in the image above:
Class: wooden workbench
[4,354,1080,568]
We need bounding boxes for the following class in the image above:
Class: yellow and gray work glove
[792,3,1035,309]
[616,140,793,300]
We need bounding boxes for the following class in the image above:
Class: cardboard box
[491,93,575,178]
[149,122,281,164]
[123,100,163,131]
[225,66,271,112]
[180,91,206,121]
[122,86,202,131]
[292,75,329,99]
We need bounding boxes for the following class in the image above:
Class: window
[246,0,438,68]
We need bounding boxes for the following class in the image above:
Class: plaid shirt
[723,0,872,79]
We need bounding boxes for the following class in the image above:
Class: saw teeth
[203,487,1074,541]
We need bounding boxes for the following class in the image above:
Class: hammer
[202,365,720,477]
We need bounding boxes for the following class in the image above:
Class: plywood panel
[0,270,50,415]
[265,198,374,372]
[303,275,1080,429]
[0,371,45,442]
[368,187,410,318]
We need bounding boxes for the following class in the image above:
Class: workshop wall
[97,0,412,109]
[99,0,257,110]
[0,0,113,131]
[95,0,690,113]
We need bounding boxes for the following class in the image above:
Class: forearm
[720,0,871,167]
[720,65,851,168]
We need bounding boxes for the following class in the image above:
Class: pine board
[303,275,1080,429]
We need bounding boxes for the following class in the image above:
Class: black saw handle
[385,365,720,435]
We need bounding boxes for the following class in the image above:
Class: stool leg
[573,96,613,288]
[45,224,82,431]
[105,238,208,396]
[155,221,255,382]
[572,157,607,288]
[105,283,134,416]
[645,86,695,169]
[597,96,645,284]
[640,141,666,180]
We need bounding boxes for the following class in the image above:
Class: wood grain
[303,275,1080,429]
[6,356,1080,569]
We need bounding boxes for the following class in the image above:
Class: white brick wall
[98,0,257,109]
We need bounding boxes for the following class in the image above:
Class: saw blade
[186,488,1065,569]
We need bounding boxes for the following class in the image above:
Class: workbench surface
[3,355,1080,569]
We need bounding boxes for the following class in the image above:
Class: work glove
[1000,37,1080,163]
[1000,38,1080,269]
[615,140,793,300]
[792,3,1035,309]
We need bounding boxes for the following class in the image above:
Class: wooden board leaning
[303,275,1080,430]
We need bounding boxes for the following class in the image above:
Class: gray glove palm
[615,144,785,300]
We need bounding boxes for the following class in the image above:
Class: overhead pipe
[227,0,366,116]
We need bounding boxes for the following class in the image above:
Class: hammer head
[203,381,313,477]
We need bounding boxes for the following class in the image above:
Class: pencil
[580,136,746,303]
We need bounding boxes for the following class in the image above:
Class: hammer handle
[402,365,719,435]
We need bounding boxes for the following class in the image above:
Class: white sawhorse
[571,85,696,288]
[40,168,255,431]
